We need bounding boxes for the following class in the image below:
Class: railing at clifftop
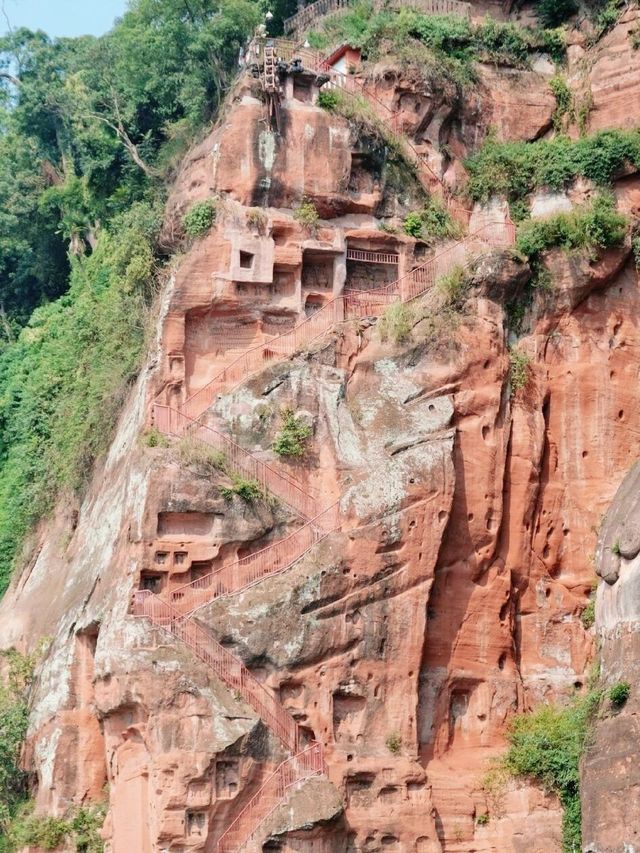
[284,0,471,36]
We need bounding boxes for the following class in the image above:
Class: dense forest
[0,0,282,594]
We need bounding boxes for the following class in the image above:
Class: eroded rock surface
[3,14,640,853]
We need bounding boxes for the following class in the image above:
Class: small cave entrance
[186,810,207,838]
[139,571,165,593]
[189,560,214,585]
[215,760,240,799]
[304,293,325,317]
[345,255,398,293]
[302,249,336,293]
[332,689,367,744]
[239,249,255,270]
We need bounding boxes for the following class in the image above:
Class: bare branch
[0,70,20,87]
[81,110,160,177]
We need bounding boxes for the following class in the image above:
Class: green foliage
[403,212,423,237]
[220,475,264,502]
[143,427,169,448]
[317,90,340,111]
[516,195,627,259]
[378,302,415,344]
[403,199,460,242]
[436,265,469,307]
[536,0,578,27]
[0,0,263,592]
[385,732,402,754]
[611,538,621,556]
[465,129,640,211]
[0,0,260,328]
[590,0,623,40]
[0,203,159,593]
[0,649,42,832]
[609,681,630,708]
[293,200,320,231]
[550,75,574,132]
[309,4,566,89]
[581,600,595,629]
[509,347,531,393]
[3,802,105,852]
[6,812,70,849]
[502,691,602,851]
[177,437,227,476]
[272,409,312,458]
[476,812,490,826]
[182,198,217,238]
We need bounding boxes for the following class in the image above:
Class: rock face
[582,463,640,853]
[3,15,640,853]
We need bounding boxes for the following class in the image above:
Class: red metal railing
[133,591,327,851]
[346,248,399,265]
[170,502,340,615]
[132,590,303,753]
[217,743,325,853]
[179,297,347,419]
[171,219,514,429]
[153,405,320,522]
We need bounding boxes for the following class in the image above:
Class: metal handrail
[132,590,302,753]
[216,742,325,853]
[153,404,320,522]
[169,501,340,614]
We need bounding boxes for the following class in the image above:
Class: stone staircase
[131,591,327,851]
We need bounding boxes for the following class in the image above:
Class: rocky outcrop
[4,14,640,853]
[582,462,640,853]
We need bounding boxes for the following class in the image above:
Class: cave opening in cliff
[345,243,399,294]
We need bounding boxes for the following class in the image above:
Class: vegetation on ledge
[465,129,640,218]
[515,194,627,259]
[493,690,602,852]
[309,3,566,88]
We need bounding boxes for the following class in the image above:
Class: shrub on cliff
[536,0,578,27]
[309,4,566,85]
[3,802,106,852]
[182,199,217,238]
[0,649,42,832]
[436,265,469,307]
[403,199,461,242]
[272,409,312,458]
[378,302,415,344]
[515,194,627,258]
[0,203,160,594]
[500,691,601,851]
[509,347,532,393]
[609,681,630,708]
[293,200,320,233]
[465,129,640,213]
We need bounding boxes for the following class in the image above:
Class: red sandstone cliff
[3,7,640,853]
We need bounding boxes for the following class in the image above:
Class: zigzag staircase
[131,591,326,851]
[134,41,517,851]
